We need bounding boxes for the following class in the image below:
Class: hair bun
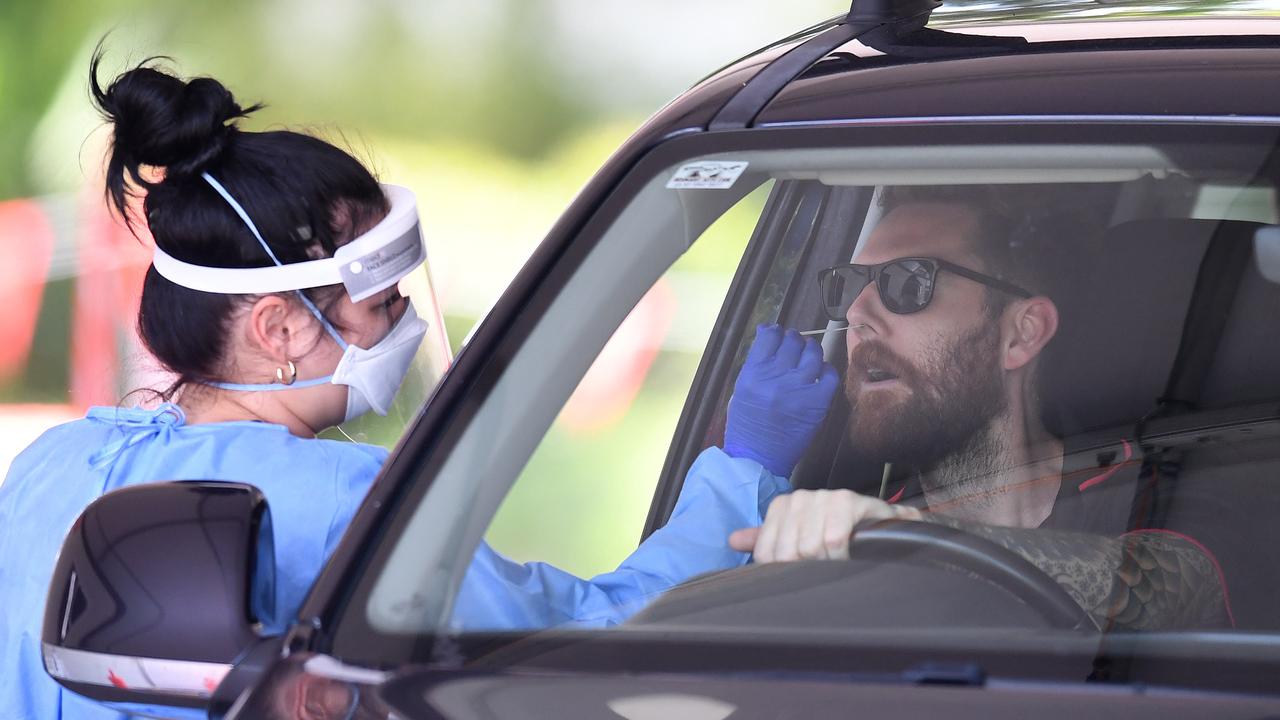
[91,54,260,181]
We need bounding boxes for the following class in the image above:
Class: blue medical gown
[0,405,383,720]
[454,445,787,629]
[0,405,787,718]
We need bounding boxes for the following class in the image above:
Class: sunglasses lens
[879,259,935,314]
[820,266,871,321]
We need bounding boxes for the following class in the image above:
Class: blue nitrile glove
[724,324,840,477]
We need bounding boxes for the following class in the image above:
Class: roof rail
[708,0,1026,130]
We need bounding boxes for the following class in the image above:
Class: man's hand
[729,489,923,562]
[723,324,839,477]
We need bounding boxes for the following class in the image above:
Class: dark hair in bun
[89,49,389,397]
[89,53,260,218]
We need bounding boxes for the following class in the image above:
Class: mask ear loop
[343,684,360,720]
[201,172,350,352]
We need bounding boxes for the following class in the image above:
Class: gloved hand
[724,324,839,477]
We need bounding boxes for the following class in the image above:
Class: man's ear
[246,295,319,364]
[1002,295,1059,371]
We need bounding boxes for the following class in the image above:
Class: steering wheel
[626,519,1096,631]
[848,519,1095,630]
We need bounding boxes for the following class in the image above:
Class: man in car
[712,186,1233,631]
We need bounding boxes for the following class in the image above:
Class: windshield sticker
[667,161,749,190]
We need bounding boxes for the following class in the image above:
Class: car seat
[1041,217,1280,630]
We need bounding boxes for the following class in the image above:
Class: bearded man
[694,187,1232,631]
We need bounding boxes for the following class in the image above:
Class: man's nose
[844,280,885,336]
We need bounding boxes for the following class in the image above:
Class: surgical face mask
[332,300,429,421]
[207,296,428,422]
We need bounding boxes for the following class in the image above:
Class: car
[38,0,1280,717]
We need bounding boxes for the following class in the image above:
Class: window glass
[356,130,1280,661]
[483,183,771,577]
[1192,183,1278,224]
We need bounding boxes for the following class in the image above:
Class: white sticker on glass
[666,161,749,190]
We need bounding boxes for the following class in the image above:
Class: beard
[845,320,1007,471]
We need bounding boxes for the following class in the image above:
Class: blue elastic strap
[199,172,350,392]
[343,685,360,720]
[200,172,348,350]
[212,375,334,392]
[200,172,284,265]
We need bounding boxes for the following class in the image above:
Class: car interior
[367,136,1280,636]
[600,135,1280,633]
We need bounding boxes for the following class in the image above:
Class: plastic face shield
[344,257,452,445]
[152,181,453,444]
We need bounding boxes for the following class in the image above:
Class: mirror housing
[41,482,275,712]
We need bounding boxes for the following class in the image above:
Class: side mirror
[41,482,276,714]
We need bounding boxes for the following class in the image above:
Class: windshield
[332,122,1280,683]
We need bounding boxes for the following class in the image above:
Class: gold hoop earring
[275,360,297,386]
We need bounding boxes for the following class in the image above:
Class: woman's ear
[1002,295,1060,371]
[246,295,320,363]
[294,673,357,720]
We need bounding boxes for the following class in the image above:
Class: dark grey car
[41,1,1280,717]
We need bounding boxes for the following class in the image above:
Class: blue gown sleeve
[451,446,790,630]
[323,443,389,557]
[257,441,387,636]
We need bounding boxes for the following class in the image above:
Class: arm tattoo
[924,515,1230,631]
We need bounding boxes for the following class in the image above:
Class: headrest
[1040,218,1269,437]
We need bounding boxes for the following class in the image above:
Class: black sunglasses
[817,257,1031,320]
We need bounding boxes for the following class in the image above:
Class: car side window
[359,137,1280,644]
[482,181,774,578]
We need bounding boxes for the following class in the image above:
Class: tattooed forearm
[923,515,1230,631]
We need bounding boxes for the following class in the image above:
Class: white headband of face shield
[152,178,426,303]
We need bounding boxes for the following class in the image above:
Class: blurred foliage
[3,1,648,204]
[0,1,133,199]
[160,3,592,162]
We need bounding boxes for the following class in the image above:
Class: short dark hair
[879,185,1048,316]
[878,184,1118,435]
[90,50,389,398]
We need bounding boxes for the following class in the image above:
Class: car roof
[758,15,1280,127]
[757,45,1280,125]
[923,17,1280,43]
[931,1,1279,29]
[633,14,1280,145]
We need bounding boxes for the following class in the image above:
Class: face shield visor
[151,173,452,441]
[334,259,451,446]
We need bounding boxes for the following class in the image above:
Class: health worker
[0,58,834,719]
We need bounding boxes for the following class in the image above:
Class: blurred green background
[1,0,1277,579]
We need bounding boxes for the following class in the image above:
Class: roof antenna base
[846,0,941,31]
[847,0,1028,58]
